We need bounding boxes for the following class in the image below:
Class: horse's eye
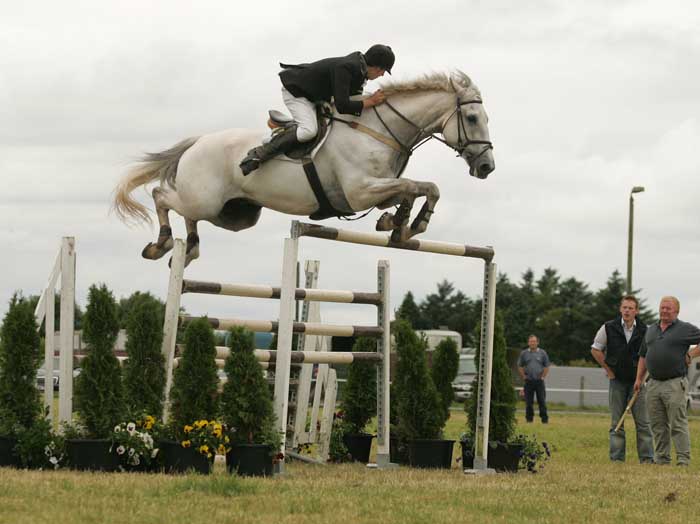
[467,114,478,124]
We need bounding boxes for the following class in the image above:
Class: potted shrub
[163,317,220,474]
[0,294,42,467]
[220,327,280,477]
[393,320,451,469]
[122,294,166,419]
[338,337,377,463]
[68,284,125,471]
[430,337,460,428]
[463,313,520,472]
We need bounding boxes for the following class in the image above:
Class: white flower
[49,456,59,466]
[151,448,159,458]
[116,445,126,455]
[44,446,52,457]
[114,425,122,432]
[128,448,135,457]
[126,422,136,434]
[131,456,140,466]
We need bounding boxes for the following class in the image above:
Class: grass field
[2,411,700,524]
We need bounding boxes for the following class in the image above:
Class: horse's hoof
[390,227,411,243]
[142,237,173,260]
[376,212,395,232]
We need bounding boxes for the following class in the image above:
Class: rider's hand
[633,380,641,393]
[363,90,386,108]
[606,368,616,380]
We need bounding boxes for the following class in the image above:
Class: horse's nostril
[479,163,493,177]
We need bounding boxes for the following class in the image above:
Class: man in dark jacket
[240,44,395,175]
[591,295,654,463]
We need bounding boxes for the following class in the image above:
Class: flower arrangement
[111,417,159,468]
[180,420,230,459]
[510,433,551,473]
[13,415,64,470]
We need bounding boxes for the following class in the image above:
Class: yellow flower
[181,440,191,448]
[217,445,226,454]
[224,436,230,443]
[184,425,193,434]
[213,428,222,438]
[199,445,209,455]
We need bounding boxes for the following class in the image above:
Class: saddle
[265,104,330,160]
[263,104,353,220]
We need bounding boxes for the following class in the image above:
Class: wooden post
[58,237,76,425]
[376,260,391,467]
[161,240,186,423]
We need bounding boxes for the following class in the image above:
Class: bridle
[372,97,494,165]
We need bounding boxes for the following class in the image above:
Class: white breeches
[282,87,318,142]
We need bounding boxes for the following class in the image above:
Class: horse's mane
[380,71,481,99]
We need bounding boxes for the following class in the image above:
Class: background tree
[74,284,124,438]
[168,317,219,433]
[395,291,423,328]
[122,294,166,419]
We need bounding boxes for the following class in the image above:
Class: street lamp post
[626,186,645,294]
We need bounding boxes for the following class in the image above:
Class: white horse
[113,71,495,265]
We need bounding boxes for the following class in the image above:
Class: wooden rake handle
[613,371,649,432]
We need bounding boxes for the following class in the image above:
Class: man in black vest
[591,295,654,463]
[239,44,395,175]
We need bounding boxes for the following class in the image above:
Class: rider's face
[366,66,386,80]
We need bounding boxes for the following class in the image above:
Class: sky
[2,0,699,340]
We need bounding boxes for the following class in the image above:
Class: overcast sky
[2,0,699,340]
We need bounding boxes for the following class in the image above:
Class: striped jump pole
[289,220,497,473]
[179,316,383,338]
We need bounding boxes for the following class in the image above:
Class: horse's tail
[113,136,199,224]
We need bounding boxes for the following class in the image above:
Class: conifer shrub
[393,320,442,440]
[122,294,166,419]
[219,327,279,448]
[74,284,125,438]
[431,337,460,428]
[0,294,42,434]
[168,317,219,435]
[342,337,377,434]
[465,313,516,443]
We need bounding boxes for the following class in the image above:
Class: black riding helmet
[364,44,395,74]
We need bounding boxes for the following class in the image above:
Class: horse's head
[441,71,495,179]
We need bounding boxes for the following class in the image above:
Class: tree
[117,291,164,329]
[122,294,166,419]
[430,337,459,427]
[395,292,423,328]
[74,284,124,438]
[393,320,442,440]
[0,294,42,432]
[466,312,516,443]
[220,327,279,447]
[168,318,219,433]
[341,337,377,434]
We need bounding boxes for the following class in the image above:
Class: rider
[239,44,395,176]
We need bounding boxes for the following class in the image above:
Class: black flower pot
[342,433,374,464]
[487,442,523,472]
[407,439,455,469]
[0,435,19,468]
[65,439,120,472]
[159,439,212,474]
[226,444,273,477]
[460,441,474,469]
[389,436,409,465]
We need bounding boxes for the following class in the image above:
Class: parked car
[452,349,477,402]
[36,369,60,392]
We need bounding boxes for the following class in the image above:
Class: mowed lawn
[3,411,700,524]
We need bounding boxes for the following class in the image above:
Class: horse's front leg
[408,181,440,238]
[142,187,174,260]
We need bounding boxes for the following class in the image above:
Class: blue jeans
[609,378,654,463]
[524,379,548,422]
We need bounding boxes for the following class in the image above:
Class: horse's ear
[456,69,472,88]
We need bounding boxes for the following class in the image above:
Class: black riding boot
[239,125,299,176]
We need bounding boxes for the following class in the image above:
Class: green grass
[3,412,700,523]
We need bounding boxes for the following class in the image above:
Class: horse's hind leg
[184,219,200,266]
[142,187,174,260]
